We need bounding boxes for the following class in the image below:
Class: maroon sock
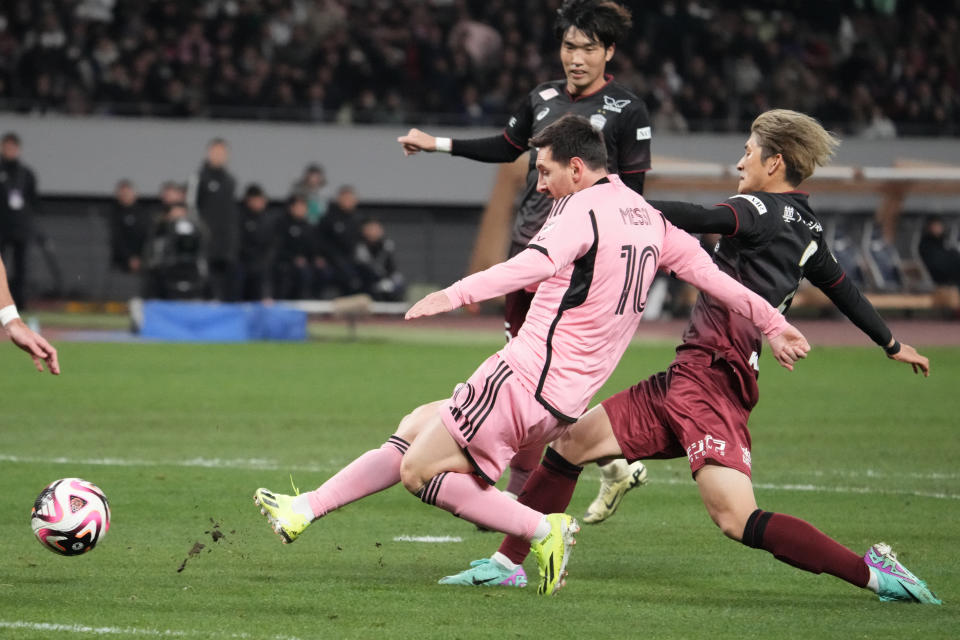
[742,510,869,587]
[497,447,583,564]
[505,445,542,495]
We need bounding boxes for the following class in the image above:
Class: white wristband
[0,304,20,327]
[435,137,452,153]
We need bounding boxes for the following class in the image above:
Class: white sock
[866,567,879,593]
[491,551,519,571]
[531,516,551,543]
[291,494,315,521]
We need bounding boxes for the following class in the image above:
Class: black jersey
[503,76,652,249]
[678,191,844,407]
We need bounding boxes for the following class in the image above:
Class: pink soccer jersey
[444,174,786,421]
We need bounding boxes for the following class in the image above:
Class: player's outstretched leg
[253,488,312,544]
[253,434,411,544]
[583,459,648,524]
[530,513,580,595]
[864,543,942,604]
[438,557,527,587]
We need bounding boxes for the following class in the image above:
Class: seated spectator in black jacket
[142,202,208,299]
[919,216,960,287]
[272,194,317,300]
[316,185,363,296]
[108,179,151,274]
[355,218,406,302]
[237,184,274,301]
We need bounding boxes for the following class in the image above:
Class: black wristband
[884,340,901,356]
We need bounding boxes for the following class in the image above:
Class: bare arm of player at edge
[0,254,59,374]
[648,123,928,377]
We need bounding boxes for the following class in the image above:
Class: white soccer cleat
[583,460,648,524]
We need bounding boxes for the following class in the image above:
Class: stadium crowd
[0,0,956,136]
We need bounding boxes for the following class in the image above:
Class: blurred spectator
[918,216,960,287]
[0,132,38,308]
[237,183,274,302]
[317,184,363,296]
[107,178,150,274]
[188,138,238,301]
[355,218,406,302]
[290,163,328,224]
[159,180,187,207]
[271,194,316,300]
[142,201,208,299]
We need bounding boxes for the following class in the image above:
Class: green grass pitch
[0,332,958,639]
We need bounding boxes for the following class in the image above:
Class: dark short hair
[529,114,608,171]
[2,132,21,145]
[208,137,228,148]
[555,0,632,47]
[287,193,307,207]
[244,183,265,199]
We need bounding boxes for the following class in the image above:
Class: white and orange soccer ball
[30,478,110,556]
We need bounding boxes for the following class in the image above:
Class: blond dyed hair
[751,109,840,186]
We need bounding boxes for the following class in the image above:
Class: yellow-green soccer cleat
[530,513,580,595]
[583,460,648,524]
[253,488,311,544]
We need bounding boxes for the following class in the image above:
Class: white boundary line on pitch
[392,535,463,543]
[3,453,958,501]
[0,621,302,640]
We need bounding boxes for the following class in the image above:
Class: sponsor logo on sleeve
[782,205,796,222]
[636,126,651,140]
[536,107,550,121]
[730,194,767,215]
[589,113,607,130]
[602,95,631,113]
[539,87,559,101]
[508,116,517,128]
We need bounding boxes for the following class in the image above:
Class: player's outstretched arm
[5,318,60,374]
[405,291,456,320]
[397,128,438,156]
[885,340,929,377]
[767,324,810,372]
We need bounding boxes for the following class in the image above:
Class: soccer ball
[30,478,111,556]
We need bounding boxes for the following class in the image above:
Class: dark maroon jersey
[503,75,651,247]
[677,191,844,408]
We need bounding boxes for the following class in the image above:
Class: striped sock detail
[417,472,449,506]
[459,362,513,442]
[385,435,410,455]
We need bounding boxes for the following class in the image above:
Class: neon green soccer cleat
[253,488,311,544]
[583,460,648,524]
[530,513,579,595]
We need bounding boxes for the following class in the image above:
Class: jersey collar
[566,74,614,102]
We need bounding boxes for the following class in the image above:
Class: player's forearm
[444,248,554,307]
[649,200,737,235]
[451,134,526,163]
[817,275,892,347]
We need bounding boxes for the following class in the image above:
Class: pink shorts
[601,352,754,478]
[440,353,567,484]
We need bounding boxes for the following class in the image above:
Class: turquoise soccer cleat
[438,558,528,587]
[864,542,942,604]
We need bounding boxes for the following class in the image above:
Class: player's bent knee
[707,508,746,541]
[398,456,428,494]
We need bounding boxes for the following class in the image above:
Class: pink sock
[420,472,543,540]
[306,435,407,519]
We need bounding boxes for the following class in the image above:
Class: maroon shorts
[601,353,754,478]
